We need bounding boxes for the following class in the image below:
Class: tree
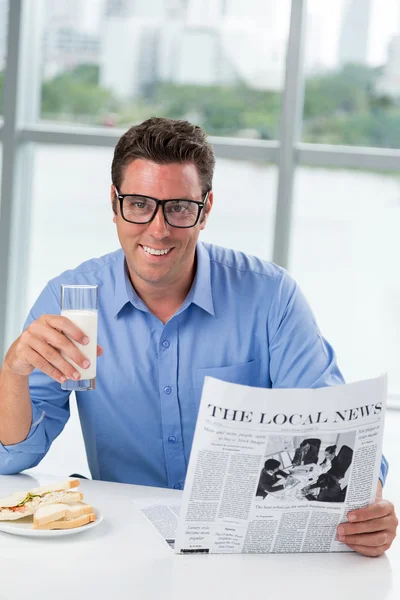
[303,63,400,148]
[41,64,115,122]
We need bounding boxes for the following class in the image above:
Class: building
[42,0,103,80]
[160,25,236,87]
[43,28,101,80]
[99,0,288,99]
[100,16,160,99]
[376,34,400,99]
[220,19,285,91]
[338,0,372,66]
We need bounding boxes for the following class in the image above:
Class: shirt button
[162,340,170,348]
[168,436,176,443]
[164,386,172,395]
[174,483,182,490]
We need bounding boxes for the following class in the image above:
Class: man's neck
[127,266,196,324]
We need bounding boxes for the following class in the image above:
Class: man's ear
[200,190,213,230]
[111,184,117,222]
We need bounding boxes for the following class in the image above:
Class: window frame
[1,0,399,407]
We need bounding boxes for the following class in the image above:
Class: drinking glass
[60,285,98,391]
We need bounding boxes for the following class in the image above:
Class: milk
[60,309,98,380]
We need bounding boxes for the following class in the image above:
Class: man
[256,459,290,498]
[292,439,320,467]
[0,117,397,556]
[304,473,343,503]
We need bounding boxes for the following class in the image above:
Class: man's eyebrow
[119,192,200,201]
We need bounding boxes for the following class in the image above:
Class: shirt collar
[114,250,146,317]
[113,242,215,318]
[187,241,215,316]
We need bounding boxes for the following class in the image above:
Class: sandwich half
[0,479,82,521]
[33,502,96,530]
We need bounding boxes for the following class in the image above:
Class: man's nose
[147,205,170,238]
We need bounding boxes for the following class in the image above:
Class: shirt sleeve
[268,269,344,389]
[379,454,389,487]
[0,282,71,475]
[267,269,389,487]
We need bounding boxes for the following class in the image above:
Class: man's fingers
[28,331,88,372]
[23,347,70,384]
[34,327,89,368]
[27,319,91,367]
[338,530,392,547]
[345,543,390,557]
[97,345,103,357]
[339,515,392,536]
[27,339,81,382]
[41,315,89,345]
[347,499,394,523]
[339,496,398,557]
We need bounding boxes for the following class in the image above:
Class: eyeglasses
[115,189,209,228]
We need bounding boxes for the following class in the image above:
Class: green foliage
[38,61,400,147]
[69,64,100,86]
[41,64,115,122]
[150,83,281,138]
[302,64,400,148]
[304,64,372,118]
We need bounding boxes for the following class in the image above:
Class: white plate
[0,508,103,538]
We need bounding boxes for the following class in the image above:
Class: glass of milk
[60,284,98,391]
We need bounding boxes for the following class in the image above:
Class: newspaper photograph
[140,374,387,554]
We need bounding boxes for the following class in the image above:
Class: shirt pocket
[193,359,261,410]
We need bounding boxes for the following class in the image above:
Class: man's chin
[132,266,173,287]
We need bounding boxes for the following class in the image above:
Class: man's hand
[4,315,103,384]
[337,482,398,556]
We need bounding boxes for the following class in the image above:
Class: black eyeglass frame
[115,189,209,229]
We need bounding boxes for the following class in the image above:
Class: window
[27,148,277,313]
[39,0,291,140]
[0,0,8,116]
[27,144,116,310]
[290,166,400,391]
[202,159,277,260]
[303,0,400,148]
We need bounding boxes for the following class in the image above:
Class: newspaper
[140,374,387,554]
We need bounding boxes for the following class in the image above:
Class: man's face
[266,467,279,475]
[112,159,213,290]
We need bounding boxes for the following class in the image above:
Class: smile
[141,245,172,256]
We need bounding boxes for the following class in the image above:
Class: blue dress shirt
[0,242,388,487]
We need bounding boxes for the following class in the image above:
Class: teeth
[143,246,171,256]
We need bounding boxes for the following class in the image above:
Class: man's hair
[300,439,312,448]
[317,473,339,489]
[264,459,281,471]
[325,445,337,454]
[111,117,215,214]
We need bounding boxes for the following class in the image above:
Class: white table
[0,472,398,600]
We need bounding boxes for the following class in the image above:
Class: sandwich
[33,501,96,530]
[0,479,82,521]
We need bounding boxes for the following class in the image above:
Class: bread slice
[0,479,80,509]
[29,479,80,496]
[0,491,83,521]
[33,502,93,528]
[34,513,96,530]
